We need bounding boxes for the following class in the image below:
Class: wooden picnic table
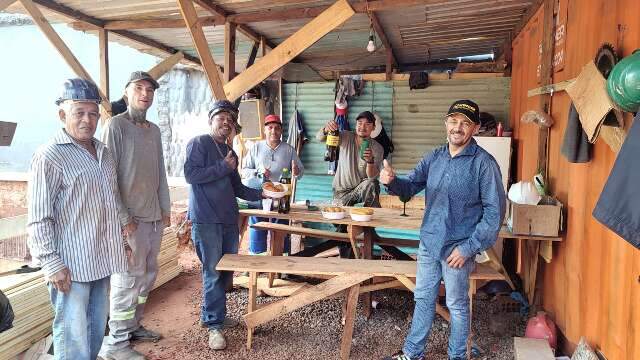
[238,204,424,317]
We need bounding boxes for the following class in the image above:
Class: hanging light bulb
[367,33,376,52]
[366,16,376,52]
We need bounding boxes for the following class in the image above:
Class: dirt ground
[133,250,525,360]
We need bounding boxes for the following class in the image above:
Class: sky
[0,23,160,172]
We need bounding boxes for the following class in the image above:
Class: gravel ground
[139,261,526,360]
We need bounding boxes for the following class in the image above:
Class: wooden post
[385,49,393,80]
[362,229,374,319]
[247,271,258,349]
[176,0,227,100]
[19,0,111,114]
[267,231,285,287]
[260,36,267,57]
[537,0,555,180]
[224,21,237,84]
[98,29,110,102]
[340,284,361,360]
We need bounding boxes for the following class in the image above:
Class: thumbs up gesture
[380,159,396,185]
[224,149,238,169]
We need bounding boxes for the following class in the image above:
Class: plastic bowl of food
[262,182,288,199]
[349,208,374,222]
[321,206,346,220]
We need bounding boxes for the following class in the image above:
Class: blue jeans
[48,277,110,360]
[248,216,291,254]
[191,222,238,330]
[403,255,475,360]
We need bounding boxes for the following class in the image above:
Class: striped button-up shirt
[27,129,127,282]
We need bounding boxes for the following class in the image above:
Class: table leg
[347,224,361,259]
[362,229,373,319]
[247,271,258,349]
[238,214,249,238]
[268,231,285,287]
[340,284,361,360]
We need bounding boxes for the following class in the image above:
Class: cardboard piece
[509,197,563,237]
[565,61,623,143]
[514,337,555,360]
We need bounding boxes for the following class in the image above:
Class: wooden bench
[251,221,419,285]
[217,254,505,359]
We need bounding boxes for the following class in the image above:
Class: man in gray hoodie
[99,71,171,360]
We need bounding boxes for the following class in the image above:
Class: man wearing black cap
[100,71,169,360]
[184,100,264,351]
[380,100,506,360]
[317,110,384,255]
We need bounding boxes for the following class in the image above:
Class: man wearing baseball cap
[184,100,264,350]
[380,100,506,360]
[241,114,304,254]
[100,71,169,360]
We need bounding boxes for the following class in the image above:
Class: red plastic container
[525,311,557,350]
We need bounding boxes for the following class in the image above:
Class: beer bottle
[324,128,339,162]
[278,168,292,214]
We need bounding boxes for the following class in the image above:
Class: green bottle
[359,138,370,160]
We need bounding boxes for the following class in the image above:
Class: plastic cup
[262,199,273,211]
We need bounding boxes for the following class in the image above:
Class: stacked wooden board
[0,226,181,359]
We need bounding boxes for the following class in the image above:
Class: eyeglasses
[446,119,474,129]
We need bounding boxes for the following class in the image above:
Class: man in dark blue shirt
[382,100,506,360]
[184,100,263,351]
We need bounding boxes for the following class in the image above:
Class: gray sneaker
[100,346,146,360]
[130,325,161,342]
[208,329,227,350]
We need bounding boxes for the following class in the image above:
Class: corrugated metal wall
[392,78,511,172]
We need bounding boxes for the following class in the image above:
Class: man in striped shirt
[27,78,128,360]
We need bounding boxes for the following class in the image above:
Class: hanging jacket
[592,112,640,249]
[561,103,592,163]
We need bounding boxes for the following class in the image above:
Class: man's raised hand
[224,150,237,169]
[380,159,396,185]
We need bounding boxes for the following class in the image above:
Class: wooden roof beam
[224,21,236,83]
[147,51,185,80]
[19,0,111,114]
[227,0,448,23]
[177,0,226,100]
[369,12,397,67]
[29,0,201,66]
[70,17,221,31]
[223,0,355,101]
[1,0,17,11]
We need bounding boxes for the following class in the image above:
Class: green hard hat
[607,49,640,112]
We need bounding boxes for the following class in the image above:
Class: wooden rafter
[223,0,355,101]
[147,51,185,80]
[19,0,112,114]
[227,0,445,24]
[29,0,201,66]
[224,21,236,83]
[245,41,259,70]
[71,17,220,31]
[177,0,226,100]
[369,11,397,72]
[0,0,16,11]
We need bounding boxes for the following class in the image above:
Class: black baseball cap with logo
[446,99,480,124]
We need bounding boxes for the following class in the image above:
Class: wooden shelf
[498,226,562,242]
